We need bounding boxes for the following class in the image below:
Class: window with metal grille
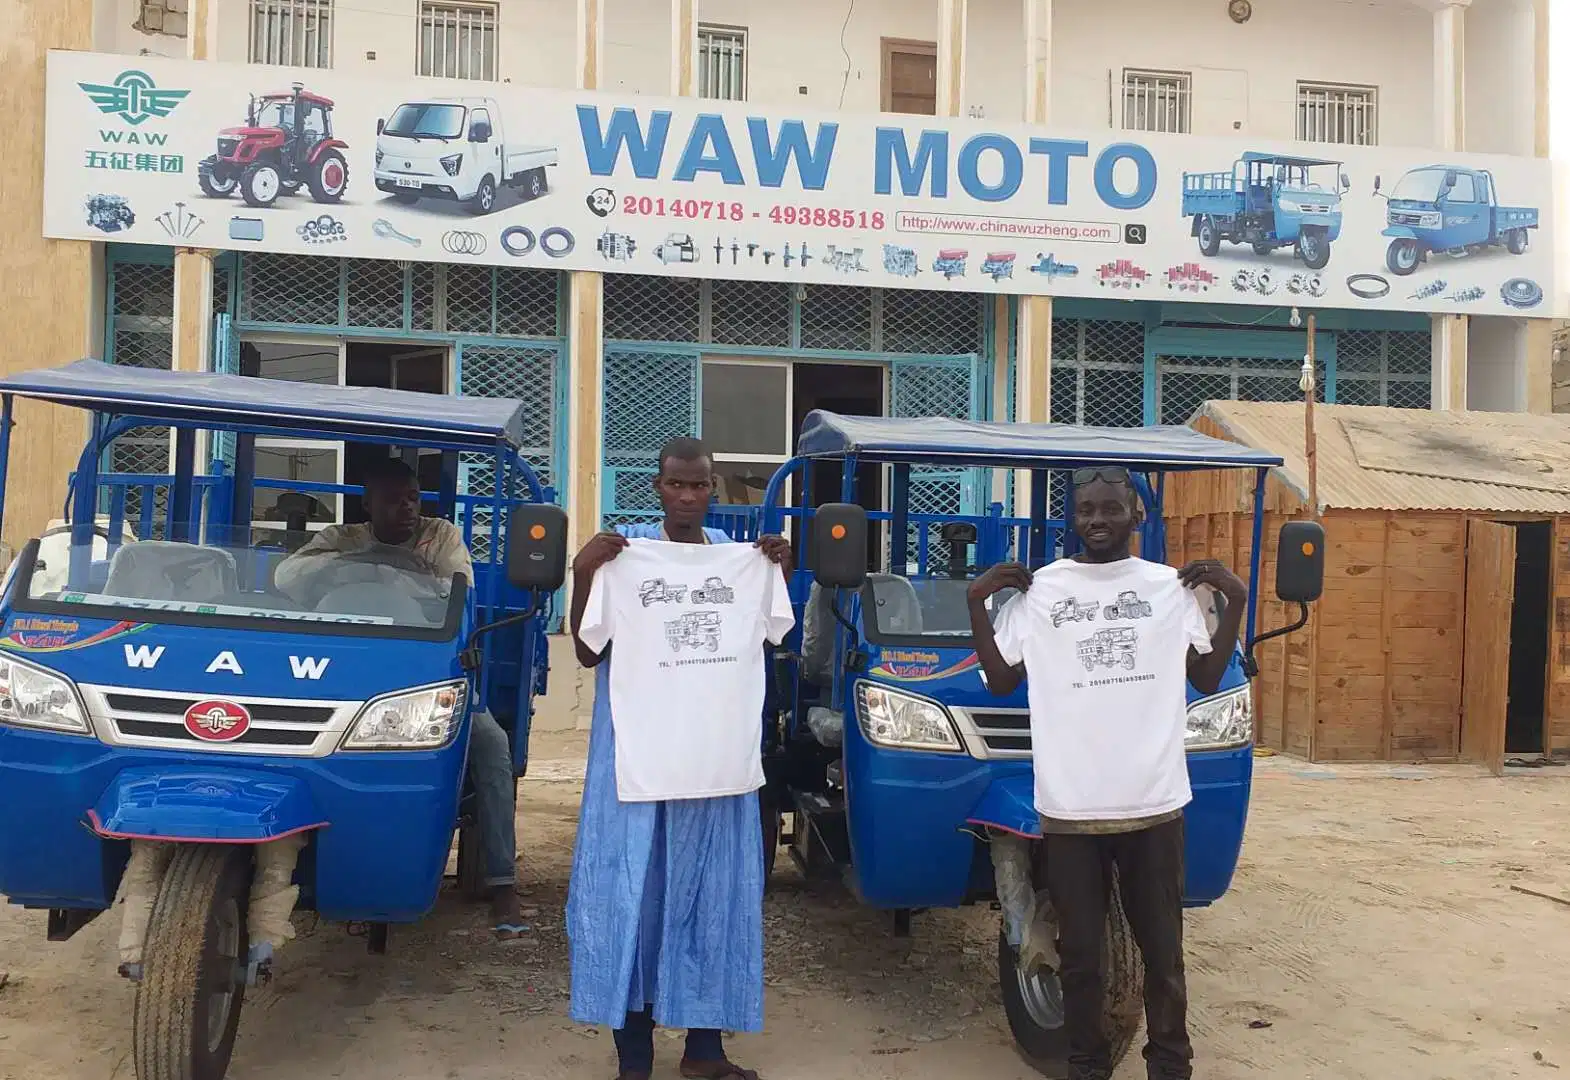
[698,24,747,101]
[135,0,188,37]
[1121,69,1190,134]
[418,2,498,82]
[1334,330,1430,408]
[1297,82,1378,146]
[250,0,332,68]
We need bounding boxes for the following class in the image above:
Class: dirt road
[2,742,1568,1080]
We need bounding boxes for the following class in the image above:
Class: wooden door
[1460,519,1515,774]
[882,39,936,115]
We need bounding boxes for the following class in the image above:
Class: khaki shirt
[274,518,473,596]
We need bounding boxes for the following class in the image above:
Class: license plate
[395,177,422,189]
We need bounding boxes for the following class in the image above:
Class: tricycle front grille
[951,707,1033,760]
[1390,211,1426,226]
[81,684,361,758]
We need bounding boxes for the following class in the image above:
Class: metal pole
[1302,313,1319,519]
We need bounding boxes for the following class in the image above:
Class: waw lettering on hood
[123,643,331,680]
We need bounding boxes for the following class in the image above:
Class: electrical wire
[837,0,856,108]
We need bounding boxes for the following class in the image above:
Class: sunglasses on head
[1071,466,1133,487]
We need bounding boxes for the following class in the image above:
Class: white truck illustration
[1050,598,1099,628]
[639,579,688,607]
[1103,591,1153,620]
[373,96,559,214]
[666,611,722,653]
[1077,628,1138,672]
[690,577,735,604]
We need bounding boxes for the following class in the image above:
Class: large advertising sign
[44,50,1561,318]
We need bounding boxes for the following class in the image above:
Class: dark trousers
[612,1006,725,1076]
[1044,816,1192,1080]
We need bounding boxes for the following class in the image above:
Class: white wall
[1468,316,1529,410]
[100,0,186,57]
[1463,0,1537,157]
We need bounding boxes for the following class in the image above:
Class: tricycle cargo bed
[1497,206,1538,230]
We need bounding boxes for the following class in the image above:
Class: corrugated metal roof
[1194,400,1570,513]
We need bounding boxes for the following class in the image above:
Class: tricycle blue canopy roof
[1239,151,1342,168]
[0,359,529,449]
[795,411,1285,470]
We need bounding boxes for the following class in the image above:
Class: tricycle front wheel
[998,879,1142,1078]
[1297,228,1330,271]
[1386,238,1423,276]
[134,845,250,1080]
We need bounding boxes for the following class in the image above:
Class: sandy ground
[2,738,1569,1080]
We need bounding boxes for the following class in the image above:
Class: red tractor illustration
[197,83,349,209]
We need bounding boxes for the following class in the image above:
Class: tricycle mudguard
[1381,225,1421,240]
[87,766,327,843]
[965,772,1039,838]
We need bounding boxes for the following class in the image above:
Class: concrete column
[1430,0,1469,410]
[568,0,606,561]
[937,0,968,117]
[1014,0,1052,513]
[171,0,216,375]
[1524,0,1552,412]
[672,0,697,97]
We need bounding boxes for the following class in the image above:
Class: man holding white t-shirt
[967,466,1247,1080]
[566,436,793,1080]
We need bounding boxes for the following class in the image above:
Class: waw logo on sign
[78,70,188,127]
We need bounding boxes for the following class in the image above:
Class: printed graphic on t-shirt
[1074,626,1140,672]
[643,574,741,661]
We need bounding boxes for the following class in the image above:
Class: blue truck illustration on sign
[1181,152,1349,271]
[1373,165,1538,276]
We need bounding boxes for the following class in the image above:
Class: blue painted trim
[1322,333,1339,404]
[1142,331,1159,425]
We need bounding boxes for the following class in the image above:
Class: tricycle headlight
[440,153,462,177]
[855,683,961,752]
[0,654,89,735]
[342,681,467,751]
[1185,686,1252,751]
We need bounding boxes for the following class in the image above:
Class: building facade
[4,0,1557,554]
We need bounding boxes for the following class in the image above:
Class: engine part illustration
[1164,263,1217,293]
[540,227,575,257]
[1029,254,1080,280]
[229,216,265,242]
[639,579,689,607]
[297,214,346,244]
[746,242,760,259]
[372,218,420,247]
[596,231,637,261]
[153,201,204,240]
[586,187,616,217]
[883,244,920,278]
[86,194,135,233]
[1346,273,1391,300]
[1285,272,1325,298]
[1095,259,1149,289]
[1446,285,1485,304]
[1229,267,1276,295]
[730,239,740,265]
[824,245,868,273]
[933,249,969,279]
[655,233,698,264]
[783,242,796,269]
[1408,279,1448,301]
[500,225,536,256]
[981,253,1017,282]
[762,249,776,266]
[797,242,813,268]
[442,230,487,256]
[1500,278,1544,309]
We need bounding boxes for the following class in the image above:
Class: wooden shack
[1166,400,1570,770]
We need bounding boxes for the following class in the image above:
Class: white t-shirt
[992,557,1213,823]
[578,539,795,802]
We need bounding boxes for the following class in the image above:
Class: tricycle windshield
[865,574,1020,644]
[384,103,467,139]
[1391,169,1447,202]
[15,539,462,636]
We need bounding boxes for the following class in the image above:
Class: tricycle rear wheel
[1196,216,1220,257]
[133,844,251,1080]
[1507,228,1529,255]
[998,878,1142,1078]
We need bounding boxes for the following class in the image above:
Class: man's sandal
[679,1060,760,1080]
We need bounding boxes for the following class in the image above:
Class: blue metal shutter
[601,346,700,526]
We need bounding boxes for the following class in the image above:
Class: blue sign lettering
[578,106,671,179]
[875,129,949,198]
[1028,138,1089,205]
[957,134,1021,203]
[1093,143,1158,210]
[747,118,837,190]
[674,114,745,184]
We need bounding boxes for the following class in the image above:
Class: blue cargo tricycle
[752,413,1323,1077]
[0,361,566,1080]
[1373,165,1539,276]
[1181,152,1350,270]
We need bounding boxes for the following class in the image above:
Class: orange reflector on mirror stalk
[530,524,546,540]
[831,524,847,539]
[1301,541,1315,556]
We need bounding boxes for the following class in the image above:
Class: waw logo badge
[78,70,189,126]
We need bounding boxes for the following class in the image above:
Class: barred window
[698,24,747,101]
[1121,69,1190,134]
[418,2,498,81]
[135,0,188,37]
[250,0,332,68]
[1297,82,1378,146]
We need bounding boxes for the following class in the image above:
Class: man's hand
[967,561,1032,604]
[572,531,628,577]
[1178,558,1247,604]
[755,534,793,573]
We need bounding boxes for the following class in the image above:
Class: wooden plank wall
[1548,520,1570,755]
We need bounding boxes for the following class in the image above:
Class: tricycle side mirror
[505,503,568,591]
[811,503,868,589]
[1442,170,1458,191]
[1275,520,1324,603]
[1372,174,1381,193]
[376,118,385,135]
[1340,171,1350,192]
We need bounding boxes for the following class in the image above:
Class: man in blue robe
[567,436,792,1080]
